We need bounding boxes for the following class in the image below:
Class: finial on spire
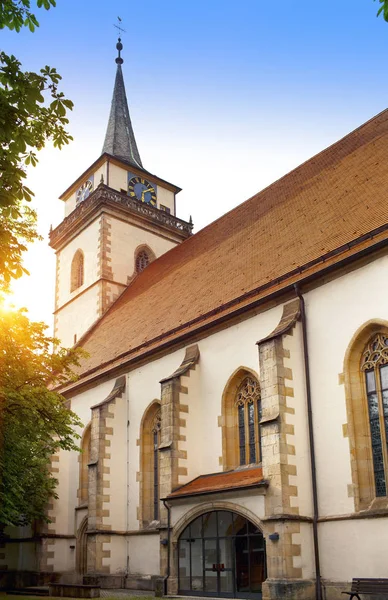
[114,17,126,64]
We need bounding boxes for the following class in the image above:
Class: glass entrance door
[178,510,266,598]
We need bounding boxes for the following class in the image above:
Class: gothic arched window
[361,333,388,497]
[71,250,84,292]
[136,250,150,273]
[139,402,161,526]
[235,377,262,466]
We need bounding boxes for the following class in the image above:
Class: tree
[0,0,73,292]
[0,304,85,527]
[375,0,388,21]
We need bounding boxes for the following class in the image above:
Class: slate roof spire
[102,38,143,169]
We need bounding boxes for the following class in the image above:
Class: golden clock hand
[140,188,149,203]
[141,187,154,203]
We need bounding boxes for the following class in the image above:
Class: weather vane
[114,17,126,64]
[114,16,126,36]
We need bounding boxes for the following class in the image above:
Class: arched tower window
[139,401,161,526]
[361,333,388,497]
[135,249,150,273]
[71,250,84,292]
[79,423,91,505]
[221,369,261,470]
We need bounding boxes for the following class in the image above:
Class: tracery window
[136,250,150,273]
[235,377,262,466]
[361,333,388,497]
[71,250,84,292]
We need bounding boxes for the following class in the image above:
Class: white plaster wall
[57,217,100,308]
[109,536,127,574]
[51,447,72,535]
[297,522,315,580]
[94,164,106,189]
[55,284,99,348]
[50,539,75,572]
[64,192,77,216]
[109,163,127,192]
[319,517,388,580]
[109,217,177,284]
[157,187,175,214]
[128,534,160,575]
[306,253,388,517]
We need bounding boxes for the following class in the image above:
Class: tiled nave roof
[71,109,388,384]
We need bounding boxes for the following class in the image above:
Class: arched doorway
[178,510,266,598]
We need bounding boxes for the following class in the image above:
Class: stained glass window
[235,377,261,466]
[136,250,150,273]
[362,334,388,497]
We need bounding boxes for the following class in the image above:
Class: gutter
[162,499,171,596]
[294,285,322,600]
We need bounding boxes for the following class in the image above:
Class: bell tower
[49,39,192,348]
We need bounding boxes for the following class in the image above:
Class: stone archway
[171,503,266,598]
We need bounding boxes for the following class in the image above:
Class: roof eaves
[162,481,269,502]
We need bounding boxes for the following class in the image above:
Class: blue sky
[3,0,388,329]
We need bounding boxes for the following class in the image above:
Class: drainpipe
[162,499,171,596]
[125,374,130,582]
[294,285,322,600]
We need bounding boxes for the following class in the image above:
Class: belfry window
[136,250,150,273]
[70,250,84,292]
[361,333,388,497]
[235,377,262,466]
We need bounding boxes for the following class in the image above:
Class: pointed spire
[102,38,143,169]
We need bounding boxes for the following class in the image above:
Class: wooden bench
[342,578,388,600]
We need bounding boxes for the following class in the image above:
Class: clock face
[76,179,93,204]
[128,176,157,207]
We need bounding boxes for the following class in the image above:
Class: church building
[2,39,388,600]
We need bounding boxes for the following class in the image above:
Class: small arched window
[235,377,262,466]
[71,250,84,292]
[136,250,150,273]
[361,333,388,497]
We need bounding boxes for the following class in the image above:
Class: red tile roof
[166,467,266,499]
[68,109,388,385]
